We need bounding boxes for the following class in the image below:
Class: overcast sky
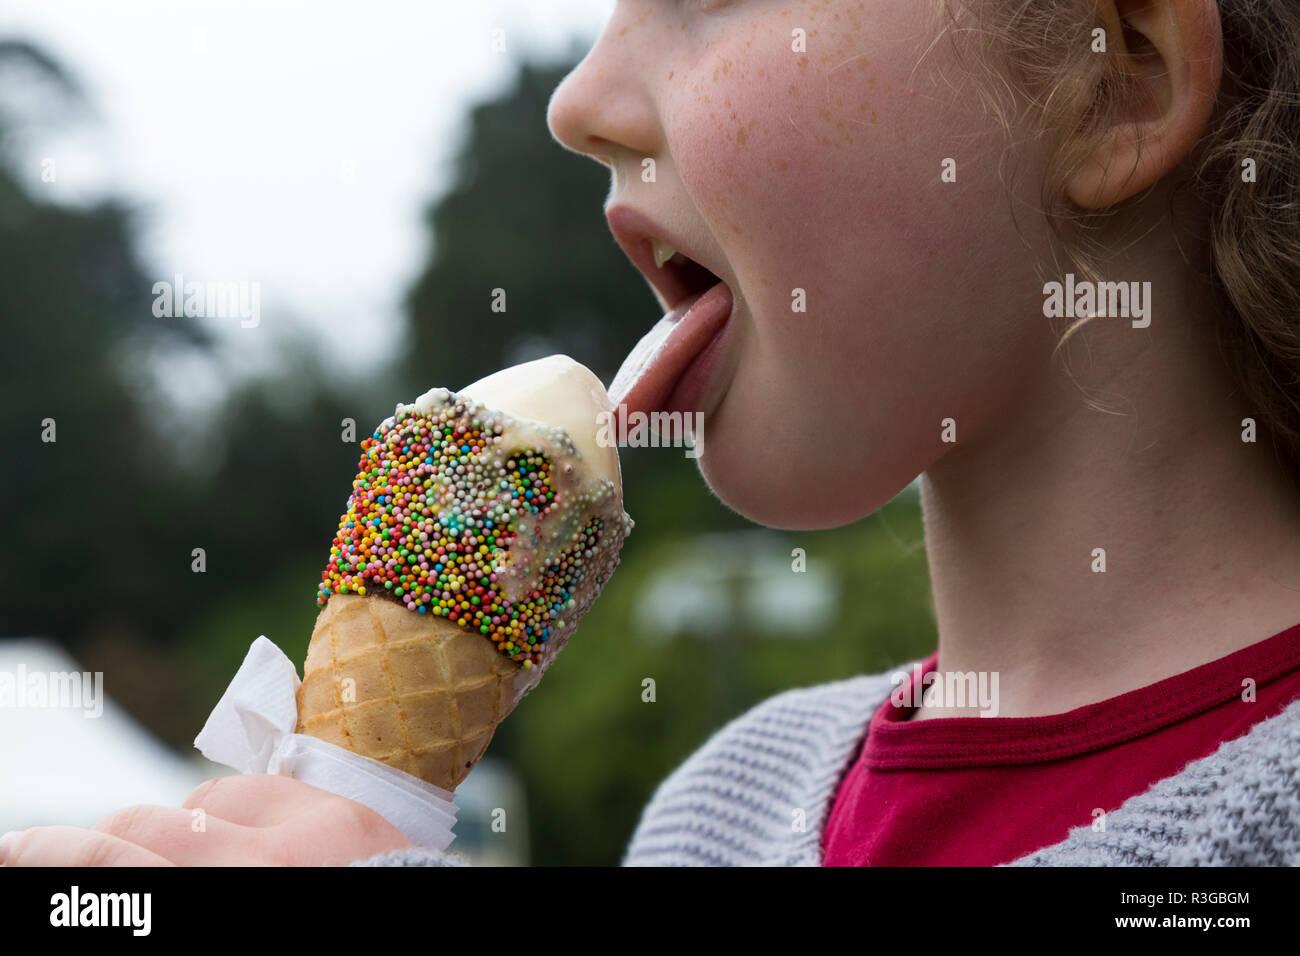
[0,0,612,403]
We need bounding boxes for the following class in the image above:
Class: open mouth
[609,255,734,419]
[604,205,738,422]
[649,239,724,312]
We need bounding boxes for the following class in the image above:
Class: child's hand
[0,774,413,866]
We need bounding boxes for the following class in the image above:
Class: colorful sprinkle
[317,390,632,667]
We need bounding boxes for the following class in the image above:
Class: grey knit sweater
[353,662,1300,866]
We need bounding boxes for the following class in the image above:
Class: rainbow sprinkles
[317,387,632,670]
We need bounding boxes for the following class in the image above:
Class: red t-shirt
[822,621,1300,866]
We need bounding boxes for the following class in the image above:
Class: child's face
[549,0,1056,529]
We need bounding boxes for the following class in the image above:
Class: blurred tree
[0,39,384,739]
[0,39,209,643]
[403,60,652,393]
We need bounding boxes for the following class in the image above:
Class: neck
[913,266,1300,720]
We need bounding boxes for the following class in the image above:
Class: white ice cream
[459,354,622,495]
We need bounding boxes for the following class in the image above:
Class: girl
[5,0,1300,867]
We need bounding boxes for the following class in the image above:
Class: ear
[1067,0,1223,208]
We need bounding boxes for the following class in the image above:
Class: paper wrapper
[194,636,457,851]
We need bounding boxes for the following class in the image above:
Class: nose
[546,7,660,167]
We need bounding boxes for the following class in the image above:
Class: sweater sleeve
[622,674,891,866]
[351,846,472,866]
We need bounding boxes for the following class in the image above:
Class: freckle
[619,26,628,36]
[778,160,789,170]
[737,127,747,144]
[822,136,832,146]
[668,71,674,80]
[836,120,844,129]
[818,108,830,120]
[732,224,742,235]
[871,111,878,124]
[788,84,797,94]
[798,59,807,68]
[731,111,738,120]
[869,75,878,87]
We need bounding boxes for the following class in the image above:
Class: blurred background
[0,1,935,865]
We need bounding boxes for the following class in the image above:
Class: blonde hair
[930,0,1300,475]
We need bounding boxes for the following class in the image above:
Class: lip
[605,204,722,313]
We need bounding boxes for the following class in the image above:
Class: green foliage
[0,41,382,736]
[0,45,206,646]
[402,61,654,395]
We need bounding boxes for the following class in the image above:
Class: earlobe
[1065,0,1223,210]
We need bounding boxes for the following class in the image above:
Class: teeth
[650,238,677,269]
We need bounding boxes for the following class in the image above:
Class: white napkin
[194,635,457,851]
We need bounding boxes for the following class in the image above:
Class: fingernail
[0,831,16,865]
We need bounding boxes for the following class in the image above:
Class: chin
[695,418,913,531]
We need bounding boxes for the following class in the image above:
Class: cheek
[667,11,961,339]
[669,35,873,270]
[660,6,1051,527]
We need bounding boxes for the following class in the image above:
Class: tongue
[609,281,732,418]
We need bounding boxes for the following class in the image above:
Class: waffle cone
[295,594,541,791]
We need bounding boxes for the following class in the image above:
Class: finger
[269,793,411,866]
[183,774,344,827]
[91,805,265,867]
[183,774,410,865]
[2,826,174,867]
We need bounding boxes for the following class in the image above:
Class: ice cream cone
[298,356,632,792]
[296,594,540,790]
